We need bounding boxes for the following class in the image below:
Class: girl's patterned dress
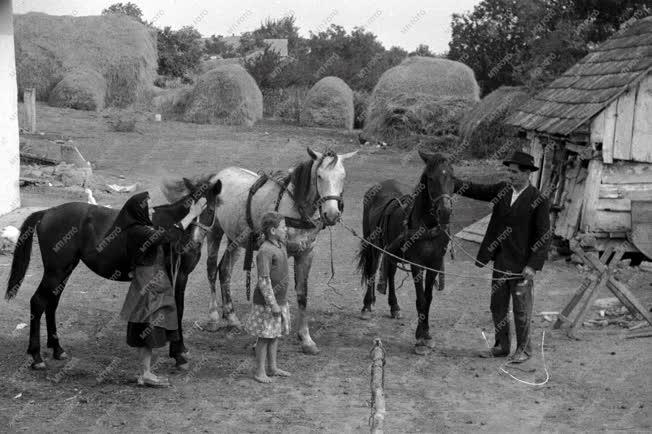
[244,240,291,339]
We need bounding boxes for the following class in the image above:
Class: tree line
[103,1,649,95]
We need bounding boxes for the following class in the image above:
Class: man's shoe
[479,346,509,358]
[508,349,530,364]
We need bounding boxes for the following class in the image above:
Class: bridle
[310,154,344,225]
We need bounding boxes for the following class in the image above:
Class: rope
[339,221,523,281]
[481,330,550,387]
[441,230,522,277]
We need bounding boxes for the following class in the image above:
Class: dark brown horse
[5,175,222,369]
[357,151,454,354]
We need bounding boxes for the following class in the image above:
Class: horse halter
[189,202,216,235]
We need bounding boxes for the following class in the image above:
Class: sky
[13,0,482,53]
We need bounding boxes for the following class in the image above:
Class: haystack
[300,77,354,130]
[459,86,530,158]
[14,12,157,109]
[183,64,263,126]
[364,56,480,145]
[48,69,106,111]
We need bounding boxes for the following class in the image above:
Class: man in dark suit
[454,151,551,363]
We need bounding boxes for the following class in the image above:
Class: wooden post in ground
[370,338,386,434]
[23,87,36,133]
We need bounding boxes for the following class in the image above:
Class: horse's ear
[182,177,195,193]
[307,147,321,160]
[418,150,432,164]
[212,179,222,195]
[339,150,358,161]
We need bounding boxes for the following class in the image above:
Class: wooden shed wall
[591,73,652,164]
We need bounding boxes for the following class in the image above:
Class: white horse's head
[307,147,358,225]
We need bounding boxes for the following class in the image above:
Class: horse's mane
[160,173,215,203]
[289,159,314,206]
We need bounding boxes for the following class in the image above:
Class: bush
[353,90,369,129]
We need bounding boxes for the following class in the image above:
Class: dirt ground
[1,104,650,433]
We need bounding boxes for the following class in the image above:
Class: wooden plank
[596,198,631,211]
[593,211,631,232]
[591,239,639,253]
[613,88,636,161]
[631,201,652,258]
[632,201,652,222]
[590,110,605,145]
[565,142,593,159]
[554,161,584,238]
[602,100,617,164]
[601,162,652,184]
[599,183,652,201]
[539,142,556,193]
[570,242,652,326]
[606,278,652,326]
[631,74,652,163]
[580,159,603,232]
[530,136,543,188]
[23,88,36,133]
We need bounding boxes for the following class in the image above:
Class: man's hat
[502,150,539,172]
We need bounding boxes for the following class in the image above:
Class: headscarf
[105,192,162,266]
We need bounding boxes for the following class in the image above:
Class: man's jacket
[454,179,551,272]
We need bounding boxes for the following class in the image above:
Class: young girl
[244,211,292,383]
[115,191,206,387]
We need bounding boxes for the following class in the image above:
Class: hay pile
[364,56,480,146]
[14,12,157,110]
[183,64,263,126]
[459,86,530,158]
[300,77,354,130]
[48,69,106,110]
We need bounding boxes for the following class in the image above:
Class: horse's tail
[357,237,380,286]
[6,210,46,300]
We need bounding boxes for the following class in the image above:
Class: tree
[204,35,239,58]
[101,2,144,23]
[157,26,203,78]
[243,46,285,88]
[410,44,434,57]
[448,0,651,94]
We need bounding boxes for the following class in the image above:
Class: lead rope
[339,221,523,280]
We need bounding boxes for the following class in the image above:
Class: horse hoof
[390,310,402,319]
[360,309,373,320]
[414,344,431,356]
[53,350,68,360]
[301,344,321,355]
[31,361,46,370]
[176,362,190,371]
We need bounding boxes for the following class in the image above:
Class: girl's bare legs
[267,338,291,377]
[255,338,272,383]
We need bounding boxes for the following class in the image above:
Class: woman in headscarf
[114,191,205,387]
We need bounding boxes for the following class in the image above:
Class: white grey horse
[205,147,357,354]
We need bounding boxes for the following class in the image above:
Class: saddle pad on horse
[367,193,411,247]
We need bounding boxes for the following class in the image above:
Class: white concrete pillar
[0,0,20,215]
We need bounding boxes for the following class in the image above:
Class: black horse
[5,175,222,369]
[357,151,454,354]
